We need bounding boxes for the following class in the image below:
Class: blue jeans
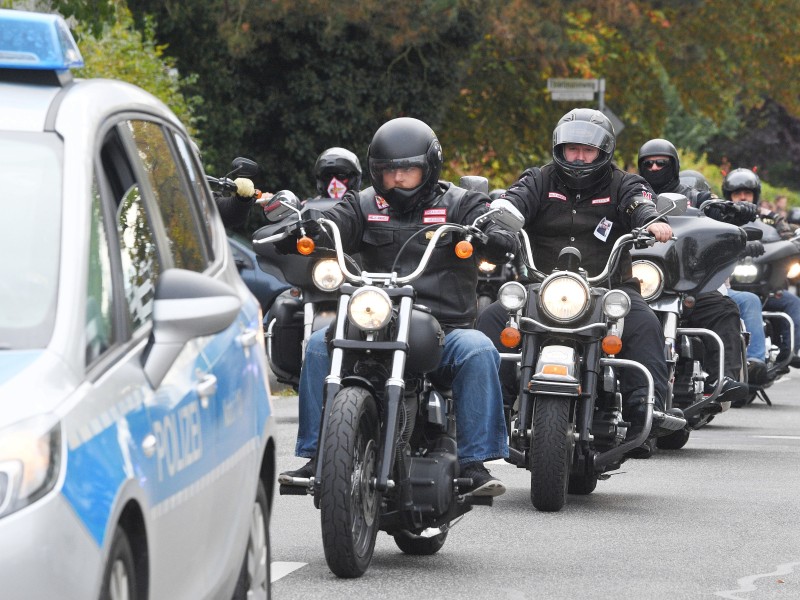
[764,291,800,352]
[295,327,509,465]
[729,289,766,361]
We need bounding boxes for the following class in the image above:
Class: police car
[0,9,275,599]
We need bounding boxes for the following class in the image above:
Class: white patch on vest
[594,217,613,242]
[592,197,611,204]
[375,195,389,210]
[368,214,390,222]
[548,192,567,201]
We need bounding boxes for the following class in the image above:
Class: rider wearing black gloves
[214,176,258,229]
[279,117,514,496]
[476,109,676,458]
[637,139,749,403]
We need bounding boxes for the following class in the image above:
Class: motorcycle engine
[406,438,457,519]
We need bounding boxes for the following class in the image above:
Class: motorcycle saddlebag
[267,292,304,376]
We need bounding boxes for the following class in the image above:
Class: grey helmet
[552,108,615,190]
[722,168,761,204]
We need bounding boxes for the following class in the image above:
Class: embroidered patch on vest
[592,197,611,204]
[423,207,447,223]
[548,192,567,201]
[641,189,653,201]
[368,214,390,222]
[375,195,389,210]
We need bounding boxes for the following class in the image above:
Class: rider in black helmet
[313,147,362,200]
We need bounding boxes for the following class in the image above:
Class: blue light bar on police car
[0,9,84,71]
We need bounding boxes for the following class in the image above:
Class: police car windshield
[0,132,61,350]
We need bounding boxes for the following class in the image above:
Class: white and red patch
[641,189,653,201]
[592,197,611,205]
[423,208,447,224]
[548,192,567,201]
[368,214,390,222]
[375,195,389,210]
[326,177,347,199]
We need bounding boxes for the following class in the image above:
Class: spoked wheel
[233,478,270,600]
[320,386,381,578]
[656,426,691,450]
[530,396,574,512]
[393,530,448,555]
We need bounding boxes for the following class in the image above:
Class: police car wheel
[233,478,270,599]
[100,527,137,600]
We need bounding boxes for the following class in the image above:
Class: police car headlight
[539,274,590,322]
[602,289,631,320]
[348,286,392,332]
[312,258,344,292]
[731,262,760,284]
[632,260,664,301]
[478,260,497,274]
[498,281,527,311]
[0,416,61,519]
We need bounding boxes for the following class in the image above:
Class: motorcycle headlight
[478,260,497,274]
[631,260,664,301]
[602,289,631,320]
[312,258,344,292]
[498,281,527,311]
[0,416,61,519]
[788,262,800,280]
[539,273,590,323]
[348,286,392,332]
[731,261,760,284]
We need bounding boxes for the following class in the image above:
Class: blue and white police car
[0,9,275,599]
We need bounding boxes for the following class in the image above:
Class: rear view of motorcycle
[494,195,687,512]
[255,196,524,576]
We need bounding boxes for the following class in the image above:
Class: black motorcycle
[494,194,687,512]
[255,195,524,577]
[631,199,747,449]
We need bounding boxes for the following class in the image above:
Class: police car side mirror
[143,269,241,388]
[487,198,525,233]
[656,192,688,216]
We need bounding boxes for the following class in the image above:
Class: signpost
[547,77,624,134]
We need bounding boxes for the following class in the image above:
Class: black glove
[703,203,729,223]
[730,201,758,225]
[302,219,322,239]
[743,240,765,257]
[273,233,299,255]
[480,230,517,262]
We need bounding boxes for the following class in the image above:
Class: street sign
[601,105,625,135]
[547,78,599,101]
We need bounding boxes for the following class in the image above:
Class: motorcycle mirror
[228,156,260,179]
[264,190,302,223]
[655,192,688,216]
[742,225,764,241]
[488,198,525,233]
[459,175,489,194]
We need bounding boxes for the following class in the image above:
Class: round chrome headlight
[312,258,344,292]
[631,260,664,301]
[731,261,759,284]
[498,281,527,311]
[539,274,590,322]
[347,286,392,332]
[602,289,631,320]
[478,260,497,274]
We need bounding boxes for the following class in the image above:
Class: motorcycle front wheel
[529,395,574,512]
[320,386,381,578]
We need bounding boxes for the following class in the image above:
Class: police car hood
[0,349,79,429]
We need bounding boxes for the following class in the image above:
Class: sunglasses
[642,158,670,169]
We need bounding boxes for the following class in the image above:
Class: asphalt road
[269,375,800,600]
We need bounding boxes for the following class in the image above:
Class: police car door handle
[238,329,259,347]
[196,373,218,408]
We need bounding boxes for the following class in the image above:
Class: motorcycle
[494,193,687,512]
[254,193,524,577]
[630,198,748,449]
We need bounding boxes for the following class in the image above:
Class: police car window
[127,120,210,273]
[86,181,116,364]
[117,183,159,331]
[172,133,216,246]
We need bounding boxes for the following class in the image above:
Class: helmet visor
[553,121,615,154]
[368,154,429,186]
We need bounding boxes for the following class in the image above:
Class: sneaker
[278,459,315,484]
[747,360,768,386]
[460,462,506,497]
[705,376,749,405]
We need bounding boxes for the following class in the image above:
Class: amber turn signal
[601,334,623,355]
[297,236,315,256]
[455,240,473,259]
[500,326,521,348]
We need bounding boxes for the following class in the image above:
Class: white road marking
[271,561,306,582]
[715,561,800,599]
[753,435,800,440]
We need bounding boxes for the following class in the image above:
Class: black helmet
[314,147,362,198]
[722,168,761,204]
[679,169,712,194]
[552,108,615,190]
[368,117,443,212]
[637,138,680,193]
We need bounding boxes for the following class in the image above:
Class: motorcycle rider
[476,108,678,457]
[723,168,800,368]
[278,117,515,496]
[637,139,751,400]
[310,146,362,201]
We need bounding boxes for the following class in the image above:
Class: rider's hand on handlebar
[234,177,255,198]
[743,240,765,258]
[646,222,673,242]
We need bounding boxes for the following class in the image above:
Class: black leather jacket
[317,181,509,329]
[503,163,660,282]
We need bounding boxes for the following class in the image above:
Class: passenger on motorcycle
[279,117,515,496]
[311,146,362,201]
[476,108,676,456]
[637,139,750,401]
[724,168,800,368]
